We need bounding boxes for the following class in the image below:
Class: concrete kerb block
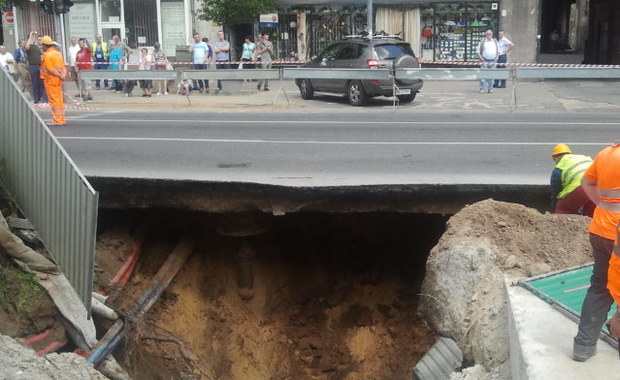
[505,277,620,380]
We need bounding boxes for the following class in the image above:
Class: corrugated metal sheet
[0,66,98,316]
[413,337,463,380]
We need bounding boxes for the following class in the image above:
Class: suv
[295,36,423,106]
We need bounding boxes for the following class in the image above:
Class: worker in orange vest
[573,142,620,361]
[40,36,66,126]
[607,221,620,338]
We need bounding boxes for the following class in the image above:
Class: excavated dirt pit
[94,210,448,380]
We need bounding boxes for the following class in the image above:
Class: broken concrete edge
[88,176,550,214]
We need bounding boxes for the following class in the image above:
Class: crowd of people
[2,30,280,106]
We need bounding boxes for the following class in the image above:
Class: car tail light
[370,80,380,84]
[366,59,378,69]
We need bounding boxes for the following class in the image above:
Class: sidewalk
[58,78,620,114]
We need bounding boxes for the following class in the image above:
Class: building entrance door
[97,0,125,41]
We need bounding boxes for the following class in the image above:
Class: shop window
[100,0,121,23]
[419,2,499,62]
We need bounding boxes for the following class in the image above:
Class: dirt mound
[420,199,593,377]
[439,199,592,275]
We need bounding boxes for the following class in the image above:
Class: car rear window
[374,43,415,59]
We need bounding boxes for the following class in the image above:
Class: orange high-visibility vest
[607,222,620,305]
[584,144,620,239]
[40,48,66,85]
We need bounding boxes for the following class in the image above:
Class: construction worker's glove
[608,312,620,338]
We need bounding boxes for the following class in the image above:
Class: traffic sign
[5,11,14,23]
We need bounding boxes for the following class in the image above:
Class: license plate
[395,88,411,95]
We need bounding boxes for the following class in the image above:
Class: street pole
[367,0,373,40]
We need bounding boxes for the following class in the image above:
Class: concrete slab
[506,278,620,380]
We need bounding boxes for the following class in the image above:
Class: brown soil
[438,199,593,276]
[94,212,445,380]
[0,186,66,352]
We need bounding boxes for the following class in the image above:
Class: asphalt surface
[50,109,619,187]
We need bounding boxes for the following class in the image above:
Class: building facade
[1,0,615,64]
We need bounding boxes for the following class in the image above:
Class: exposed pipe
[236,242,255,300]
[36,340,67,356]
[20,329,52,347]
[91,296,119,321]
[87,236,195,368]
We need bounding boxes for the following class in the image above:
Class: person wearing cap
[550,143,595,217]
[573,142,620,362]
[40,36,66,126]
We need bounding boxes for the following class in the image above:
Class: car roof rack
[342,31,403,40]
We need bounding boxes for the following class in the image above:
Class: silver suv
[295,36,423,106]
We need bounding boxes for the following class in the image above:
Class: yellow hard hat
[551,143,571,156]
[40,36,54,46]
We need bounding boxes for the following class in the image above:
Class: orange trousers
[44,81,66,125]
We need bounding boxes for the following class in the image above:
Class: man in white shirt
[477,30,499,93]
[0,45,15,78]
[494,30,514,89]
[67,37,81,96]
[188,33,210,93]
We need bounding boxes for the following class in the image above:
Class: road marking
[68,119,620,126]
[56,136,611,146]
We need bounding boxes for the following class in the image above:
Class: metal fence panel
[283,68,391,80]
[516,67,620,79]
[0,66,98,316]
[395,68,511,80]
[78,70,177,81]
[180,69,281,80]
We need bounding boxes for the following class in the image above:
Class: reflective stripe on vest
[600,189,620,198]
[555,154,592,199]
[598,200,620,213]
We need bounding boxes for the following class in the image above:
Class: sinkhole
[94,209,449,380]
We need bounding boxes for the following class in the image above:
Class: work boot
[572,341,597,362]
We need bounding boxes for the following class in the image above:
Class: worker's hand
[608,313,620,338]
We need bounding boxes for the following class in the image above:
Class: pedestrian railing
[78,69,178,81]
[76,65,620,111]
[394,68,511,81]
[283,68,391,80]
[0,66,98,316]
[515,67,620,79]
[180,68,280,81]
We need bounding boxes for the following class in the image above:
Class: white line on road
[67,119,620,126]
[57,136,611,146]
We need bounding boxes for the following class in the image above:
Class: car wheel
[397,93,417,103]
[299,79,314,100]
[347,81,368,106]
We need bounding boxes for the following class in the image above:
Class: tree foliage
[1,0,32,8]
[196,0,277,26]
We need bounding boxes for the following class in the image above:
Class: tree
[0,0,31,8]
[196,0,277,26]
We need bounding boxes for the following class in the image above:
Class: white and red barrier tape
[419,59,620,68]
[77,59,620,68]
[82,59,306,66]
